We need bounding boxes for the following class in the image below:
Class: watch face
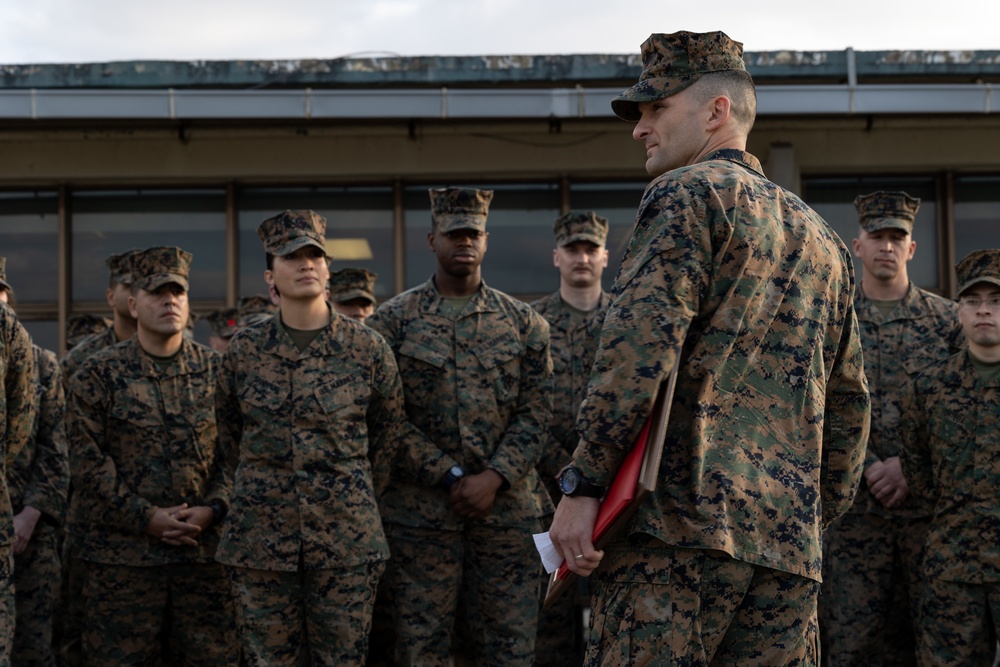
[559,467,580,495]
[449,465,463,478]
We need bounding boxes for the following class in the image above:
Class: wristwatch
[207,499,227,525]
[558,466,606,499]
[442,464,465,489]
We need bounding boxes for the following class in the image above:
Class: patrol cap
[955,249,1000,296]
[106,250,139,286]
[257,210,329,257]
[0,256,10,292]
[237,294,277,328]
[66,314,113,347]
[129,246,192,292]
[329,268,378,305]
[554,211,609,247]
[205,306,239,339]
[612,31,747,122]
[854,191,921,234]
[429,188,493,233]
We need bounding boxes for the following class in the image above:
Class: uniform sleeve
[4,315,36,467]
[486,311,553,487]
[214,343,243,487]
[365,337,406,498]
[898,378,934,502]
[571,188,706,486]
[366,306,460,489]
[819,304,872,528]
[22,352,70,523]
[68,362,155,534]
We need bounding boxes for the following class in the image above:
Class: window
[0,191,59,304]
[954,176,1000,265]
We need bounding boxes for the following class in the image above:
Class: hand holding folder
[543,365,678,608]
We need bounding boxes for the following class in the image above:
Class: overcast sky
[1,0,997,65]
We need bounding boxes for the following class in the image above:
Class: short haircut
[694,69,757,134]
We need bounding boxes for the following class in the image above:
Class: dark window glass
[802,177,939,289]
[404,184,560,295]
[569,182,648,292]
[21,320,58,353]
[72,190,227,301]
[0,191,59,303]
[954,176,1000,265]
[238,187,394,299]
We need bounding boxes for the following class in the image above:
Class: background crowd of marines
[0,27,999,667]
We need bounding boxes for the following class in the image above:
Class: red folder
[543,365,678,608]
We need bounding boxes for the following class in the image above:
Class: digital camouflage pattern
[530,291,610,496]
[611,31,747,121]
[68,337,229,565]
[105,250,137,286]
[214,309,405,572]
[854,190,921,234]
[955,248,1000,295]
[128,246,192,292]
[329,267,378,305]
[60,327,122,390]
[366,279,553,665]
[82,561,238,667]
[65,314,113,349]
[428,188,493,233]
[571,148,871,583]
[9,345,67,667]
[205,306,239,338]
[367,280,554,530]
[257,210,328,257]
[587,538,820,666]
[236,294,277,327]
[820,283,960,665]
[899,350,1000,665]
[229,560,385,666]
[552,211,608,248]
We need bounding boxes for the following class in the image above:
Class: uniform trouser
[0,548,14,667]
[586,536,820,667]
[81,561,239,667]
[383,520,542,667]
[820,512,929,666]
[227,560,384,667]
[915,577,1000,667]
[535,510,585,667]
[56,529,86,667]
[13,524,60,667]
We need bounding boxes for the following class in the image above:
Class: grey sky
[1,0,997,65]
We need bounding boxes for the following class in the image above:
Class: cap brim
[559,233,606,247]
[331,289,376,305]
[958,277,1000,296]
[863,219,913,234]
[272,236,330,258]
[141,274,189,292]
[611,75,701,121]
[435,219,486,234]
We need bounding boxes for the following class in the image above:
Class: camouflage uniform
[898,250,1000,667]
[820,192,962,667]
[65,315,112,349]
[366,188,554,667]
[8,346,69,667]
[216,211,406,667]
[329,268,378,305]
[0,301,38,667]
[68,248,237,667]
[568,32,871,666]
[530,212,610,667]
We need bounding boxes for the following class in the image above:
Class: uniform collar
[259,306,345,360]
[415,277,501,318]
[699,148,765,178]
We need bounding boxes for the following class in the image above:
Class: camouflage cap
[554,211,609,247]
[129,246,192,292]
[66,314,113,347]
[106,250,140,286]
[205,306,239,338]
[257,210,329,257]
[429,188,493,233]
[854,191,921,234]
[0,256,9,292]
[329,268,378,305]
[237,294,277,328]
[955,249,1000,296]
[612,31,747,121]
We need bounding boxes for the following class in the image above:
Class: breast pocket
[399,337,448,408]
[239,374,290,433]
[313,370,372,459]
[472,334,524,403]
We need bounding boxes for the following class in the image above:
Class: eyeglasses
[959,296,1000,310]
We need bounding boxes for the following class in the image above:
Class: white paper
[532,531,564,574]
